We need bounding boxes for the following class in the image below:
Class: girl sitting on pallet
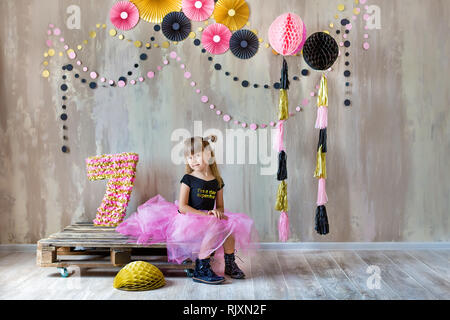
[116,135,259,285]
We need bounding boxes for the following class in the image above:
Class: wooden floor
[0,249,448,300]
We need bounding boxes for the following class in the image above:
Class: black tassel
[315,205,330,235]
[317,128,327,153]
[280,58,290,90]
[277,150,287,181]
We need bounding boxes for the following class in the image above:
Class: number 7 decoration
[86,152,139,227]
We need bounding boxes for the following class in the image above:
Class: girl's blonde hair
[183,135,224,188]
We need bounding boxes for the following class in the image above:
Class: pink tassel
[317,178,328,206]
[273,120,286,152]
[315,106,328,129]
[278,211,290,242]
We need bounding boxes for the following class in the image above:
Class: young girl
[116,135,259,285]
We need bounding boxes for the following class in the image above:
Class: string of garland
[314,74,330,235]
[275,57,290,242]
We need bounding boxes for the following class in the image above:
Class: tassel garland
[275,180,288,212]
[318,128,327,153]
[278,89,289,120]
[315,106,328,129]
[316,178,328,205]
[315,205,329,235]
[314,145,327,179]
[273,120,286,152]
[277,150,287,181]
[278,211,290,242]
[280,58,290,90]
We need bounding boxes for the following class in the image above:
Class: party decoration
[182,0,215,21]
[313,74,330,235]
[110,1,140,31]
[201,23,232,55]
[229,29,259,59]
[213,0,250,31]
[131,0,182,23]
[274,180,288,212]
[303,32,339,71]
[86,152,139,227]
[277,150,287,181]
[161,11,191,41]
[268,13,306,56]
[113,261,166,291]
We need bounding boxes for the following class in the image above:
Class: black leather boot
[192,258,225,285]
[224,252,245,279]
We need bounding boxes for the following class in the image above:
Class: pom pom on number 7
[86,152,139,227]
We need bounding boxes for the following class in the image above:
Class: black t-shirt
[180,174,224,211]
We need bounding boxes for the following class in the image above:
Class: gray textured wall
[0,0,448,243]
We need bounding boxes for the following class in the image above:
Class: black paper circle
[302,32,339,71]
[229,30,259,60]
[161,12,191,42]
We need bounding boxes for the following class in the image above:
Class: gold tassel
[275,180,288,212]
[317,74,328,107]
[314,145,327,179]
[278,89,289,121]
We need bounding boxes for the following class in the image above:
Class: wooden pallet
[37,222,194,275]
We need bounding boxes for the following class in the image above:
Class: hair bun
[204,135,217,143]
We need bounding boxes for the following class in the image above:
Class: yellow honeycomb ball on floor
[113,261,165,291]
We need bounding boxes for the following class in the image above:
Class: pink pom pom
[278,212,290,242]
[268,13,306,56]
[317,178,328,206]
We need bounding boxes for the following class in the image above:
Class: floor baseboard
[0,242,449,252]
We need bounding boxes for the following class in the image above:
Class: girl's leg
[223,234,235,254]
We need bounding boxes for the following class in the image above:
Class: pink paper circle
[363,42,370,50]
[118,80,126,87]
[270,121,276,127]
[184,72,191,79]
[157,66,162,71]
[209,104,215,109]
[250,123,258,130]
[201,96,209,103]
[234,120,239,125]
[138,77,144,82]
[216,110,222,115]
[296,106,301,112]
[53,28,61,36]
[302,98,309,106]
[241,122,247,128]
[190,81,196,87]
[46,40,53,47]
[147,71,155,78]
[163,59,169,65]
[196,89,201,93]
[100,77,106,82]
[170,51,177,59]
[109,80,115,85]
[130,80,136,85]
[60,37,65,42]
[310,92,315,97]
[177,57,181,61]
[260,124,267,128]
[82,66,88,72]
[90,72,98,79]
[223,114,231,122]
[76,60,82,65]
[180,64,185,69]
[68,51,76,59]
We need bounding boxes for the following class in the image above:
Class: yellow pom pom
[113,261,165,291]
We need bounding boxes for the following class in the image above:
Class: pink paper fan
[110,1,140,31]
[182,0,215,21]
[268,12,306,56]
[201,23,232,55]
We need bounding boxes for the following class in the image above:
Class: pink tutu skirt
[115,195,259,267]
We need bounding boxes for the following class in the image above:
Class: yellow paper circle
[90,31,97,38]
[48,49,55,56]
[42,70,50,78]
[338,4,345,11]
[109,29,117,36]
[119,34,124,40]
[162,41,170,48]
[134,40,142,48]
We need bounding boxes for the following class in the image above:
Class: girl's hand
[208,209,228,220]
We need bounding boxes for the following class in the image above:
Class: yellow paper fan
[130,0,182,24]
[213,0,249,31]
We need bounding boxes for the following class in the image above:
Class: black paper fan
[161,12,191,42]
[302,32,339,71]
[229,30,259,60]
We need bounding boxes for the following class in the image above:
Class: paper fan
[161,12,191,41]
[303,32,339,71]
[229,29,259,59]
[201,23,232,55]
[182,0,215,21]
[213,0,249,31]
[110,1,140,31]
[130,0,182,23]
